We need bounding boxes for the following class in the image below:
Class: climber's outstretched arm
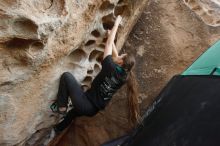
[112,42,119,58]
[103,15,122,59]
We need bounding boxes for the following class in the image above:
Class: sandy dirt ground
[55,0,220,145]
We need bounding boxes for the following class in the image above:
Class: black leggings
[54,72,98,132]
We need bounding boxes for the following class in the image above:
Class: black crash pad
[129,75,220,146]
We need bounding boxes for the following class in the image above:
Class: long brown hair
[122,55,141,125]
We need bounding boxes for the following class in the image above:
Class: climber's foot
[50,101,67,115]
[58,107,66,112]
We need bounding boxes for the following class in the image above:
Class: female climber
[50,15,140,134]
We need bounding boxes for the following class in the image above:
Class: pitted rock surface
[0,0,147,145]
[183,0,220,27]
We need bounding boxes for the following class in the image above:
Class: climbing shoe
[50,101,67,115]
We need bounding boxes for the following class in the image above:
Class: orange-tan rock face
[0,0,147,145]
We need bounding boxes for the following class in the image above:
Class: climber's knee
[60,72,73,81]
[62,72,72,77]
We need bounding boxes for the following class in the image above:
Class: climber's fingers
[48,99,57,103]
[107,29,111,35]
[118,53,127,59]
[105,30,111,39]
[115,15,122,26]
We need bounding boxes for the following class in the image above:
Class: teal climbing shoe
[50,101,67,115]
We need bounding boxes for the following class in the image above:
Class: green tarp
[182,40,220,75]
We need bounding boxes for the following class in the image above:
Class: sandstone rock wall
[183,0,220,26]
[53,0,220,146]
[0,0,147,145]
[1,0,220,146]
